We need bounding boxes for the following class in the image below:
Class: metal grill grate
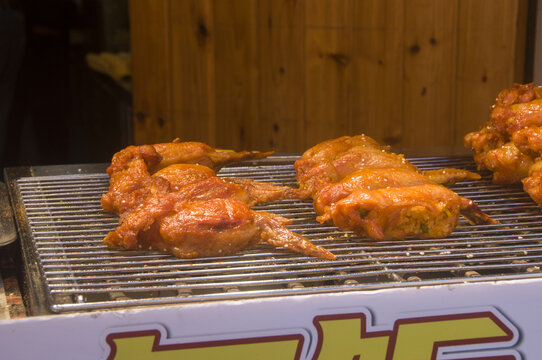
[11,156,542,313]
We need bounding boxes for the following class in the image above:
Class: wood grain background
[130,0,528,154]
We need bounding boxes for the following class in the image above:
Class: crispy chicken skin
[105,144,162,177]
[297,135,495,241]
[512,126,542,155]
[102,141,274,215]
[108,139,272,175]
[101,157,156,215]
[296,135,475,197]
[312,168,480,218]
[101,144,162,214]
[313,169,431,217]
[296,145,415,196]
[464,83,542,180]
[297,151,417,198]
[294,135,388,195]
[153,165,307,206]
[331,146,418,179]
[483,142,534,184]
[104,198,335,260]
[150,139,274,173]
[492,99,542,135]
[296,135,386,166]
[152,164,216,190]
[149,175,306,207]
[495,82,540,106]
[464,121,508,170]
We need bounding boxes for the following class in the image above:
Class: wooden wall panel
[351,0,404,146]
[129,0,173,145]
[257,0,305,152]
[213,0,259,150]
[402,0,458,149]
[130,0,529,154]
[304,0,352,149]
[169,0,216,144]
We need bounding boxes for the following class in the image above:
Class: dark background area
[1,0,132,171]
[0,0,539,171]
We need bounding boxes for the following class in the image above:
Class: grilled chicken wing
[313,168,492,227]
[104,175,329,259]
[104,197,335,259]
[102,141,331,259]
[327,184,493,240]
[297,135,495,241]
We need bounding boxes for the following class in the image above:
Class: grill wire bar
[12,155,542,313]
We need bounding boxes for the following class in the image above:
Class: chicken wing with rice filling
[327,185,479,240]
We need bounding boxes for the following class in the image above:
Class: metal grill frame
[5,156,542,315]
